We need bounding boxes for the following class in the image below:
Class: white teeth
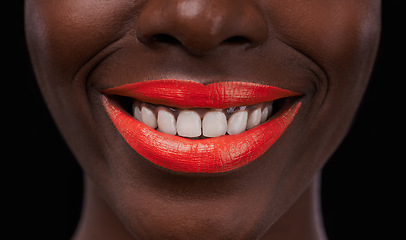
[260,106,268,123]
[177,110,202,138]
[141,106,157,129]
[157,109,177,135]
[227,111,248,135]
[133,101,274,138]
[260,104,273,123]
[133,105,142,122]
[247,108,261,129]
[202,111,227,137]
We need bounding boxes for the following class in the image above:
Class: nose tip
[136,0,268,55]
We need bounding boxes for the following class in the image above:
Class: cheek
[264,0,381,175]
[25,0,136,80]
[24,1,140,183]
[268,0,381,76]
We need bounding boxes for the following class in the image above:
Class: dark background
[10,1,402,239]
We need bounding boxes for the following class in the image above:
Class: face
[25,0,381,239]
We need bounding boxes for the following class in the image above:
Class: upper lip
[101,79,301,108]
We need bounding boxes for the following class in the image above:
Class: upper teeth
[203,110,227,137]
[132,101,273,138]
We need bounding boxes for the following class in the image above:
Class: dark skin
[25,0,381,239]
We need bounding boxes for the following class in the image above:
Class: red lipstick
[102,80,298,109]
[102,80,301,173]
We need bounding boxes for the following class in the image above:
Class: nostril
[222,36,251,45]
[152,34,182,46]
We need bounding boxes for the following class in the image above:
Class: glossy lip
[101,80,302,173]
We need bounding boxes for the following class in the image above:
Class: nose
[136,0,268,55]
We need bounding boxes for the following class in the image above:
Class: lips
[101,80,301,173]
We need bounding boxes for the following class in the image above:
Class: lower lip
[102,96,301,173]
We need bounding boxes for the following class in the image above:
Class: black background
[9,1,402,239]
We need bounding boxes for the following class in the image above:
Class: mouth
[101,80,302,173]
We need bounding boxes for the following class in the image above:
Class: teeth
[133,105,142,122]
[157,109,177,135]
[177,110,202,138]
[260,106,268,123]
[247,108,261,129]
[202,111,227,137]
[133,101,274,138]
[141,106,157,129]
[227,111,248,135]
[260,104,273,123]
